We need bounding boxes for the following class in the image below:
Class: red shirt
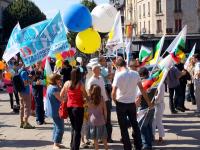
[67,84,84,108]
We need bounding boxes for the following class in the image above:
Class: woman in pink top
[60,67,88,150]
[3,66,14,110]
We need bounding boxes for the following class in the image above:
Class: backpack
[13,70,25,93]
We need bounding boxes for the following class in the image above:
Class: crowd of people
[0,53,200,150]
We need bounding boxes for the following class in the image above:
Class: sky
[31,0,109,18]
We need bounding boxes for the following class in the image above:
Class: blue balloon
[63,4,92,32]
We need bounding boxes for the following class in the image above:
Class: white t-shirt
[87,75,108,101]
[194,62,200,78]
[112,69,141,103]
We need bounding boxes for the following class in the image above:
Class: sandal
[23,123,35,129]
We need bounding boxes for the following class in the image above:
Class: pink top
[3,79,13,93]
[67,84,84,108]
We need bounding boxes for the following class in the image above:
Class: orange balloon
[0,61,5,70]
[4,72,12,80]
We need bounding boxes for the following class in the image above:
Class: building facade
[125,0,200,36]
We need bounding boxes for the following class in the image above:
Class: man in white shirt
[87,64,114,141]
[112,57,153,150]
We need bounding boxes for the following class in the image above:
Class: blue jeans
[139,108,155,149]
[52,116,64,143]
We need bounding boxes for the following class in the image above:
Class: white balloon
[91,4,117,33]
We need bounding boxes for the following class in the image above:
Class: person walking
[111,57,153,150]
[46,73,65,149]
[60,67,88,150]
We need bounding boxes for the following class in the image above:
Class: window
[157,20,162,33]
[175,0,182,12]
[148,2,150,16]
[139,5,141,18]
[156,0,162,14]
[148,21,150,33]
[175,19,182,32]
[143,4,145,17]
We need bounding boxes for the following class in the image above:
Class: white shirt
[112,69,141,103]
[87,75,108,101]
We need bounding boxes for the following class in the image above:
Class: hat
[76,57,82,63]
[92,63,101,71]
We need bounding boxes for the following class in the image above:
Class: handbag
[59,101,68,119]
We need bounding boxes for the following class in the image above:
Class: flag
[106,11,123,51]
[166,25,187,53]
[19,12,69,67]
[142,69,164,91]
[139,46,153,64]
[3,23,21,62]
[149,35,165,65]
[125,39,131,66]
[170,36,186,64]
[184,44,196,69]
[158,55,174,69]
[43,57,53,117]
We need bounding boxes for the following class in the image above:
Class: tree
[2,0,46,40]
[67,0,97,60]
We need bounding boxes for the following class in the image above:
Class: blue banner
[18,12,69,66]
[3,23,21,62]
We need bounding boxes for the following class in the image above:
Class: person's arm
[60,81,69,101]
[102,99,107,122]
[111,86,117,104]
[80,82,89,101]
[54,91,63,102]
[137,81,153,108]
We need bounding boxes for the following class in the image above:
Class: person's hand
[182,70,187,76]
[36,80,41,85]
[135,96,141,107]
[112,99,117,104]
[148,101,154,109]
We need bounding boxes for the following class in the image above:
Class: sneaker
[171,110,178,114]
[23,123,35,129]
[36,121,43,125]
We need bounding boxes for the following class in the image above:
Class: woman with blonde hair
[46,73,65,149]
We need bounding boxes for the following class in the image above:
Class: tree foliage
[67,0,97,60]
[2,0,46,40]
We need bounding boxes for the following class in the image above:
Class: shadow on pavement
[0,139,52,148]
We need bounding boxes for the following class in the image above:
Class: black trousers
[68,107,84,150]
[188,83,196,104]
[179,84,186,108]
[14,90,20,105]
[116,101,142,150]
[105,84,113,140]
[9,93,13,109]
[169,85,182,111]
[34,95,45,123]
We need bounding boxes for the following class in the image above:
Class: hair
[49,73,61,85]
[63,60,70,66]
[116,57,126,67]
[89,84,102,106]
[138,67,149,78]
[99,56,106,63]
[193,53,200,61]
[70,67,81,90]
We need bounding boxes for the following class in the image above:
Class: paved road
[0,91,200,150]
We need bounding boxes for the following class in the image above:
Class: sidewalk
[0,91,200,150]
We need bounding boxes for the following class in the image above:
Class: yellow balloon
[55,53,63,60]
[76,28,101,54]
[70,59,76,67]
[56,60,62,68]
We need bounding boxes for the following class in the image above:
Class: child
[87,84,108,150]
[152,83,165,143]
[81,101,91,148]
